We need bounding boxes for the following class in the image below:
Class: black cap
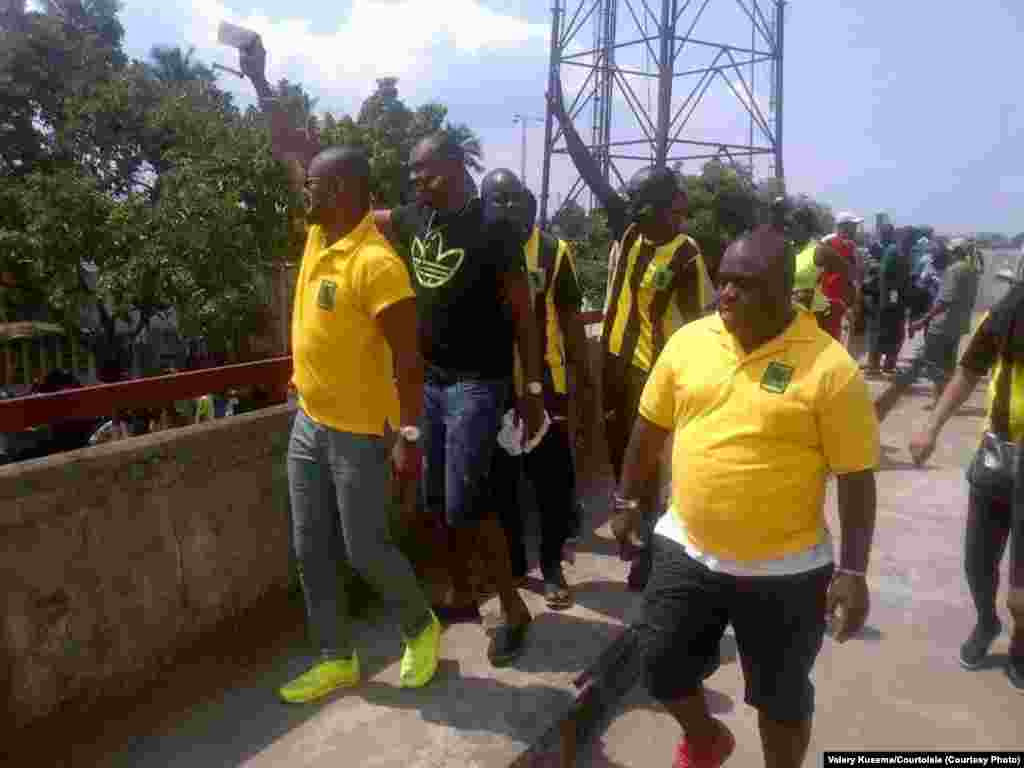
[481,168,524,201]
[624,166,679,221]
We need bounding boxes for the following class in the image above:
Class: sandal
[543,569,573,611]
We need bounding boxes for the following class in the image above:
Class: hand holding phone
[217,21,258,49]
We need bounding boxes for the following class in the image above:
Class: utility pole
[513,114,544,188]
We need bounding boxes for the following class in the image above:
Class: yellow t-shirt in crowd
[291,214,414,435]
[793,241,829,312]
[639,309,880,561]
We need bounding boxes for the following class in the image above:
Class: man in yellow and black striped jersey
[486,178,596,609]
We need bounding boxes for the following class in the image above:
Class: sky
[116,0,1024,235]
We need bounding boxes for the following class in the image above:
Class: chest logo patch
[761,361,794,394]
[651,263,675,291]
[317,279,337,311]
[411,231,465,288]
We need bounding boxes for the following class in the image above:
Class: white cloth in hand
[497,408,551,456]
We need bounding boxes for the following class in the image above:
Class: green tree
[0,0,126,173]
[443,122,484,173]
[146,44,213,85]
[572,208,612,309]
[551,199,588,240]
[2,6,485,370]
[0,1,301,367]
[552,160,838,304]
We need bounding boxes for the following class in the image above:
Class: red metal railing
[0,358,292,433]
[0,312,607,434]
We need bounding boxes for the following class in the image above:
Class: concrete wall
[0,405,296,729]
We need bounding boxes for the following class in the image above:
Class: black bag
[966,318,1019,499]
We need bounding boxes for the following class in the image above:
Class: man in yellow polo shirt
[613,225,879,768]
[282,146,440,703]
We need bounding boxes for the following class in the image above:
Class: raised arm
[238,39,321,189]
[547,78,624,219]
[373,209,398,246]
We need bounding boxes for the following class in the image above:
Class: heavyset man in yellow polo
[614,225,879,768]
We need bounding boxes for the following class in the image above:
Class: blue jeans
[422,371,510,527]
[287,410,432,659]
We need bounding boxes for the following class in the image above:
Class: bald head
[305,145,372,228]
[717,225,795,344]
[310,146,371,181]
[720,225,791,287]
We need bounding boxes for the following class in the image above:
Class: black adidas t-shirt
[392,199,525,378]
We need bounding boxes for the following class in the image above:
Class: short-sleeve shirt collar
[708,308,820,363]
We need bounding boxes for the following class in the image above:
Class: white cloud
[184,0,547,107]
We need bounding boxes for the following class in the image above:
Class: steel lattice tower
[539,0,786,224]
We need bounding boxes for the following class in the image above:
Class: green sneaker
[400,611,441,688]
[278,654,360,704]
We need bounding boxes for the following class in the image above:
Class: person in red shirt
[820,212,862,343]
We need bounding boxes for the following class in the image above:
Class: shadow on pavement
[39,593,632,767]
[4,589,329,768]
[562,578,637,622]
[880,443,939,472]
[358,664,574,741]
[974,652,1010,671]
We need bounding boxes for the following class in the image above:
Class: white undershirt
[653,508,834,577]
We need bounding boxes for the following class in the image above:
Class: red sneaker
[673,720,735,768]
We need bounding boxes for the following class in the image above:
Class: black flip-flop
[544,577,573,611]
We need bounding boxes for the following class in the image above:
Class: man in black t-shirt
[376,133,545,667]
[910,284,1024,691]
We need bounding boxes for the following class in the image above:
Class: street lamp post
[512,114,544,188]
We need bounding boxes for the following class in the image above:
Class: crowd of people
[233,37,1021,768]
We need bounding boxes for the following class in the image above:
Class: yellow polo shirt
[291,214,414,435]
[639,309,880,561]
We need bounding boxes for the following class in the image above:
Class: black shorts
[638,535,834,722]
[922,333,960,381]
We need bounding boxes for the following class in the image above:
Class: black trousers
[965,489,1024,634]
[495,420,577,579]
[603,353,659,549]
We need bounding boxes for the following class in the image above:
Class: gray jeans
[287,409,432,659]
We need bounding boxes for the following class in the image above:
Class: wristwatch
[526,381,543,396]
[399,426,421,442]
